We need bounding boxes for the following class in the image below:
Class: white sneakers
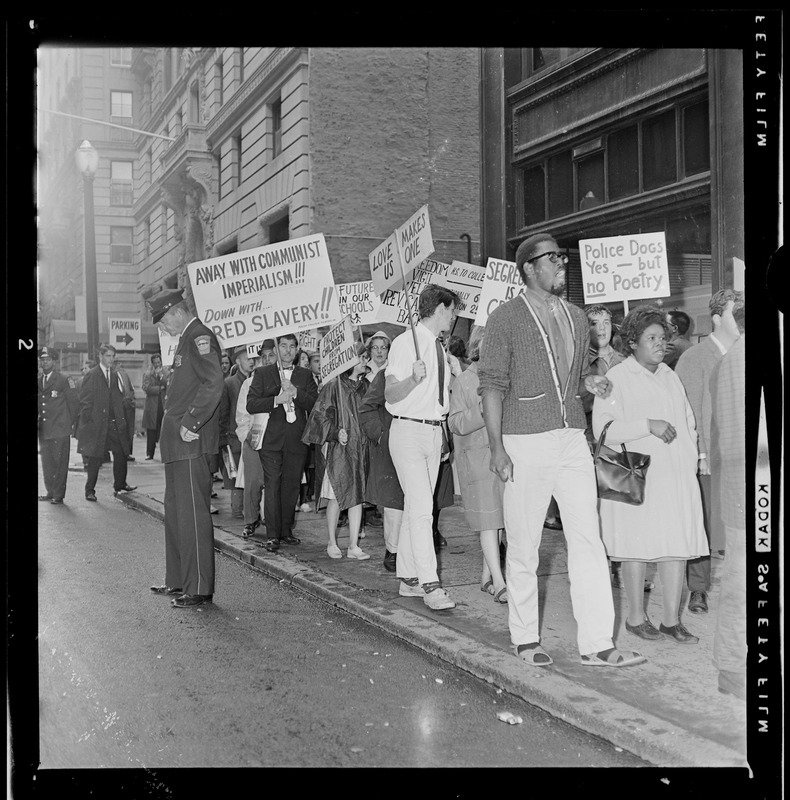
[346,546,370,560]
[422,587,456,610]
[398,581,426,597]
[327,543,342,559]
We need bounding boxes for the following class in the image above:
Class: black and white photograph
[8,10,783,797]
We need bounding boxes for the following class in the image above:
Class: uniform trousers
[712,524,746,677]
[85,423,128,493]
[502,428,615,655]
[40,436,70,500]
[163,455,215,596]
[259,448,304,540]
[241,440,265,525]
[686,473,712,592]
[389,419,442,586]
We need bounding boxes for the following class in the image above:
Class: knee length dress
[592,356,709,562]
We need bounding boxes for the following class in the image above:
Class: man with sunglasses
[478,232,645,669]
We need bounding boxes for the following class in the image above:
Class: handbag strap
[593,419,634,470]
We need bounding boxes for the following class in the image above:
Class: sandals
[513,642,553,666]
[581,648,646,667]
[482,580,508,604]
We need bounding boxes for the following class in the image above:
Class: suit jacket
[141,366,167,429]
[76,366,130,457]
[246,363,318,453]
[38,369,78,440]
[219,369,248,457]
[159,318,224,463]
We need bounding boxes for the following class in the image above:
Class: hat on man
[39,346,58,359]
[146,288,185,324]
[258,339,276,355]
[232,344,249,359]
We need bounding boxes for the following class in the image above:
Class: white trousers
[389,418,442,585]
[503,428,615,654]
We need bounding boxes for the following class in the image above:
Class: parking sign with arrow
[108,317,141,351]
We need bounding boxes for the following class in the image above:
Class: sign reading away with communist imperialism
[579,232,670,303]
[187,234,342,350]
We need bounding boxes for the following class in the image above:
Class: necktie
[545,297,570,389]
[282,368,296,423]
[436,339,446,408]
[104,368,111,386]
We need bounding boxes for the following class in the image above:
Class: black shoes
[659,622,699,645]
[171,594,213,608]
[264,539,280,552]
[544,517,563,530]
[433,532,447,549]
[625,618,663,640]
[114,484,137,495]
[383,550,397,572]
[39,494,53,502]
[281,534,301,545]
[85,492,97,502]
[687,590,709,614]
[337,512,349,527]
[127,455,136,461]
[242,518,262,538]
[150,585,183,596]
[50,498,64,505]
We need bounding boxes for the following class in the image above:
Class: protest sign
[187,234,342,350]
[157,329,180,367]
[376,258,449,327]
[475,257,524,327]
[369,205,434,296]
[318,316,358,384]
[299,329,321,352]
[444,261,485,320]
[579,232,670,303]
[337,281,381,326]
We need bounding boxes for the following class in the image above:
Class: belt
[391,415,444,427]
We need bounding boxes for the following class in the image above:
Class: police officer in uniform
[38,347,79,504]
[146,288,224,608]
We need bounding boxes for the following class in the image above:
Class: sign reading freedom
[319,316,358,384]
[376,258,448,327]
[187,234,342,349]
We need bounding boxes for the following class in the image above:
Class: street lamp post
[76,140,100,361]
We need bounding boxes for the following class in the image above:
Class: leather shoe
[171,593,213,608]
[687,590,709,614]
[50,498,64,505]
[659,622,699,645]
[114,484,137,494]
[127,455,136,461]
[625,618,663,640]
[543,517,563,530]
[433,532,447,548]
[264,539,280,552]
[150,585,182,595]
[383,550,397,572]
[39,494,53,501]
[85,492,97,502]
[242,518,261,538]
[281,534,301,545]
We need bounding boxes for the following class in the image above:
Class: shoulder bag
[592,420,651,505]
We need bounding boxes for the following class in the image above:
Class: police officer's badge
[195,335,211,355]
[51,390,58,397]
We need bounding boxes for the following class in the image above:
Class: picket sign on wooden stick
[394,235,421,360]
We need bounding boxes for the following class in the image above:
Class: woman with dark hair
[447,335,470,372]
[593,305,708,646]
[302,345,371,560]
[142,353,168,460]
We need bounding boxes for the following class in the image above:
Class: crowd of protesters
[38,236,746,697]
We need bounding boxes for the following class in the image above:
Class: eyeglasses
[528,251,568,266]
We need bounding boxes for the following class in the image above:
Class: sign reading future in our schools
[109,317,141,350]
[187,234,342,350]
[579,232,670,303]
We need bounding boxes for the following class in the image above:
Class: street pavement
[64,437,747,768]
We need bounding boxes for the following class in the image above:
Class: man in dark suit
[246,332,318,552]
[77,343,136,502]
[146,288,224,609]
[38,347,79,504]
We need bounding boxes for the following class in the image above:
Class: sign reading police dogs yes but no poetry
[579,232,670,303]
[187,234,342,350]
[368,205,434,296]
[319,316,359,385]
[474,257,524,327]
[376,258,449,327]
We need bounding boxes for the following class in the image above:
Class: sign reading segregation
[187,234,342,349]
[475,258,524,327]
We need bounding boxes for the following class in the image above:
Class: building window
[238,47,245,85]
[110,227,132,264]
[110,48,132,67]
[110,161,133,206]
[233,131,243,186]
[164,50,173,93]
[520,48,593,80]
[520,99,709,226]
[271,95,282,159]
[110,90,134,142]
[145,216,152,258]
[215,57,224,107]
[269,214,289,244]
[189,80,201,124]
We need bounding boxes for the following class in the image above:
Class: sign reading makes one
[474,258,524,327]
[318,316,358,385]
[579,232,670,303]
[109,317,141,351]
[187,234,342,350]
[444,261,485,320]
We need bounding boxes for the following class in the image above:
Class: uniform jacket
[159,318,224,464]
[246,363,318,453]
[141,366,167,430]
[219,369,248,457]
[76,366,131,457]
[38,369,78,439]
[477,293,591,434]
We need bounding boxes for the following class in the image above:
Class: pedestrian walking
[38,347,79,504]
[115,360,137,461]
[142,354,168,460]
[146,288,224,608]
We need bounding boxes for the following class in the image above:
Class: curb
[119,490,746,768]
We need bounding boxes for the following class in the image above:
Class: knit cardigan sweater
[477,293,591,434]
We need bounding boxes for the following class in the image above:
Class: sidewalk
[67,438,747,767]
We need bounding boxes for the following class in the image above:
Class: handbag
[592,420,651,505]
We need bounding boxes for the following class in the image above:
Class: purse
[592,420,651,505]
